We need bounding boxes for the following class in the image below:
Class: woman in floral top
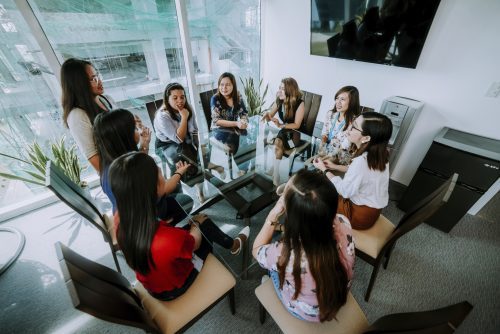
[252,169,355,322]
[317,86,360,173]
[210,72,248,129]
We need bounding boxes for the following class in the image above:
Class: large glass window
[0,0,261,212]
[186,0,261,93]
[0,0,65,207]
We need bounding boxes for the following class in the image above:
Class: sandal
[231,226,250,255]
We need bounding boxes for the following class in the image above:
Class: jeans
[269,270,306,321]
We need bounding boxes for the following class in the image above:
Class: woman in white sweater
[314,112,392,230]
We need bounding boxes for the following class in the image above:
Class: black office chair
[199,88,218,129]
[353,174,458,301]
[256,275,472,334]
[283,90,322,175]
[56,242,236,334]
[146,99,169,176]
[45,161,120,272]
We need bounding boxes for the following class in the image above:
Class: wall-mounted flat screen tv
[310,0,441,68]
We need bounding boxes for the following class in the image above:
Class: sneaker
[231,226,250,255]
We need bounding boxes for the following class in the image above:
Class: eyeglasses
[351,123,362,133]
[89,73,102,85]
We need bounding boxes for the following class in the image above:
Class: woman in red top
[109,152,249,300]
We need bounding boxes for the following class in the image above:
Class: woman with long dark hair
[109,152,249,300]
[252,169,355,322]
[61,58,114,172]
[93,108,194,215]
[317,85,360,173]
[154,82,198,174]
[314,112,393,230]
[261,77,305,185]
[211,72,248,129]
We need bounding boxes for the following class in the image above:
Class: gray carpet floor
[0,184,499,333]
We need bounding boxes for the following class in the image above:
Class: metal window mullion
[174,0,207,135]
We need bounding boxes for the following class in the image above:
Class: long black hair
[278,169,348,322]
[354,111,393,171]
[93,109,138,169]
[215,72,241,110]
[109,152,159,275]
[161,82,193,121]
[332,85,360,131]
[61,58,101,127]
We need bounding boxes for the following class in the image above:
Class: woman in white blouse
[314,112,392,230]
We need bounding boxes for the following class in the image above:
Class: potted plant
[240,77,269,117]
[0,136,85,187]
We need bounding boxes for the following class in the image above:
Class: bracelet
[323,169,330,176]
[173,172,183,179]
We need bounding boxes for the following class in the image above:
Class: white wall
[261,0,500,185]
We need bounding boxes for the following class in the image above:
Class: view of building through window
[0,0,261,210]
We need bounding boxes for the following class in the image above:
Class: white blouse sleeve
[331,156,364,199]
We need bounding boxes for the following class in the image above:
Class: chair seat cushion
[352,214,395,259]
[255,280,368,334]
[134,253,236,334]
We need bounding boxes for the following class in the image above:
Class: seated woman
[261,77,305,185]
[93,108,192,215]
[61,58,114,172]
[109,152,249,300]
[316,86,360,174]
[154,82,198,177]
[210,72,248,130]
[314,112,392,230]
[252,169,354,323]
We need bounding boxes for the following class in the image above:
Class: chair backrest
[45,161,108,241]
[146,99,164,131]
[55,242,159,333]
[300,90,322,136]
[200,88,217,128]
[383,173,458,254]
[364,300,473,333]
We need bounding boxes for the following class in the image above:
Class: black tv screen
[310,0,441,68]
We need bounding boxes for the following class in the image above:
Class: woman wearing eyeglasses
[314,112,392,230]
[61,58,114,172]
[316,86,360,174]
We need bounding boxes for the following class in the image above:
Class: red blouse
[115,215,195,293]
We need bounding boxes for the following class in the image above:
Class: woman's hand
[313,157,327,172]
[323,159,338,171]
[268,195,285,223]
[179,108,190,119]
[271,118,281,127]
[139,127,151,151]
[261,112,271,122]
[190,213,209,225]
[236,120,248,130]
[175,160,191,175]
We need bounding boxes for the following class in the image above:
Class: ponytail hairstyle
[275,77,303,122]
[109,152,159,275]
[93,109,138,169]
[61,58,101,127]
[162,82,193,121]
[215,72,241,110]
[353,111,393,171]
[332,86,360,131]
[278,169,348,322]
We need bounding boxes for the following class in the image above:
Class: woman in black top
[262,77,305,185]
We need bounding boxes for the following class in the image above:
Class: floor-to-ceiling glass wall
[0,0,261,212]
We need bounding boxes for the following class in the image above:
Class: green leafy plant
[0,136,84,187]
[240,77,269,117]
